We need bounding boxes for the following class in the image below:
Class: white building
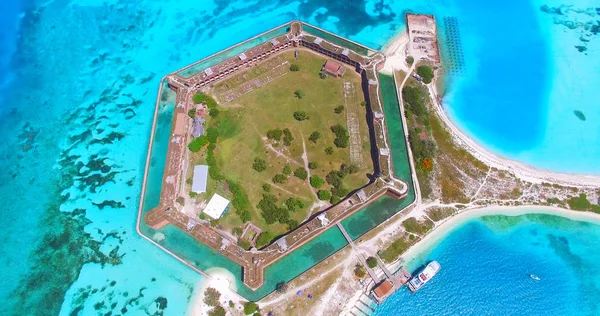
[203,193,230,219]
[192,165,209,193]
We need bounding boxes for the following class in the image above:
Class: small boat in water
[407,261,441,292]
[530,274,541,281]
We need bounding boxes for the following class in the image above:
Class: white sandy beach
[382,28,600,188]
[401,205,600,265]
[187,268,244,316]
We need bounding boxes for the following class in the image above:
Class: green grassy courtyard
[187,50,373,244]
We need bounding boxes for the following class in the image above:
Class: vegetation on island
[567,193,600,213]
[366,256,378,269]
[293,111,309,121]
[406,55,414,65]
[310,176,325,189]
[402,217,434,235]
[293,167,308,180]
[426,206,456,222]
[308,131,321,144]
[185,51,371,238]
[208,306,226,316]
[331,124,350,148]
[317,190,331,200]
[188,136,208,152]
[244,302,259,315]
[354,264,366,278]
[400,74,487,203]
[256,231,274,249]
[380,234,418,263]
[192,93,218,108]
[416,65,434,84]
[252,158,267,172]
[204,287,221,307]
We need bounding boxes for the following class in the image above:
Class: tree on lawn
[293,111,309,121]
[285,198,304,212]
[310,176,324,188]
[188,136,208,152]
[294,89,304,99]
[252,158,267,172]
[282,164,292,175]
[283,128,294,146]
[267,128,283,141]
[317,190,331,200]
[334,105,344,114]
[272,174,287,184]
[293,167,308,180]
[308,131,321,144]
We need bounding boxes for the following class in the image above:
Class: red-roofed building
[322,60,346,77]
[372,279,393,302]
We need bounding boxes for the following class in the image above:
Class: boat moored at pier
[407,261,441,292]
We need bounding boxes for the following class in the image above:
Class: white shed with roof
[203,193,230,219]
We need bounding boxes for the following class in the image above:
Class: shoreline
[427,84,600,187]
[382,26,600,186]
[401,205,600,266]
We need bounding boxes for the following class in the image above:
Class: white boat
[407,261,441,292]
[530,274,541,281]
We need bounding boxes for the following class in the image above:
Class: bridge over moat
[139,20,413,292]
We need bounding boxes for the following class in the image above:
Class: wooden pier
[336,222,411,305]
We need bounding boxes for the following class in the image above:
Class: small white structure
[317,213,330,227]
[357,189,368,203]
[192,165,209,193]
[203,193,230,219]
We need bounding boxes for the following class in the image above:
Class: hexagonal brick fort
[139,20,412,292]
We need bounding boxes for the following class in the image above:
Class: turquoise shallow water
[374,213,600,315]
[0,0,599,315]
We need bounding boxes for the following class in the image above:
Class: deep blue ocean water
[374,213,600,316]
[0,0,598,315]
